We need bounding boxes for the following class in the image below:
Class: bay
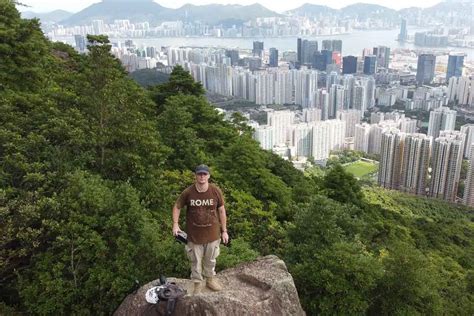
[56,29,474,61]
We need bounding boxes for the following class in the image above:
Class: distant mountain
[288,2,399,21]
[288,1,472,24]
[52,1,472,28]
[161,3,280,25]
[60,0,168,25]
[340,3,398,19]
[286,4,338,16]
[21,10,73,23]
[423,0,472,18]
[61,1,280,26]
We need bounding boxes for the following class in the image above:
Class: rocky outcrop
[114,255,305,316]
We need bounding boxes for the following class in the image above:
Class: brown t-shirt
[176,183,225,244]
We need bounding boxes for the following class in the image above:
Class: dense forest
[1,1,473,314]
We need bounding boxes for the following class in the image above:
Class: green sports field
[343,160,378,178]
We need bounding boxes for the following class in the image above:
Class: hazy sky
[21,0,443,13]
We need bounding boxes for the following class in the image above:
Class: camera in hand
[175,231,187,244]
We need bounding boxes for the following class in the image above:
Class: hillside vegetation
[1,1,473,314]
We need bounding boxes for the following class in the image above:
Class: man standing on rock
[172,164,229,295]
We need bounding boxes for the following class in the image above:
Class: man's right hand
[172,223,181,236]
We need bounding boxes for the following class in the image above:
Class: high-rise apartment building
[457,77,474,106]
[429,131,465,202]
[313,51,326,71]
[303,108,322,123]
[293,123,313,157]
[337,109,362,137]
[297,38,302,64]
[446,52,465,81]
[342,75,355,110]
[311,120,346,161]
[297,39,318,65]
[332,40,342,53]
[322,40,332,51]
[373,46,390,69]
[378,128,405,189]
[252,41,264,58]
[253,125,274,150]
[255,72,275,105]
[353,84,367,114]
[313,49,333,71]
[398,19,408,42]
[461,124,474,159]
[399,134,432,195]
[319,90,330,121]
[399,118,418,134]
[74,35,87,52]
[364,55,377,75]
[329,84,345,118]
[464,145,474,207]
[365,76,376,109]
[267,110,295,145]
[427,107,456,138]
[369,120,399,155]
[275,71,293,105]
[303,41,318,65]
[447,76,474,106]
[225,49,240,66]
[416,54,436,85]
[295,70,318,108]
[321,39,342,52]
[92,19,105,35]
[342,56,357,74]
[354,123,371,152]
[269,48,278,67]
[326,71,339,90]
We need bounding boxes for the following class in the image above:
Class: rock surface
[114,255,305,316]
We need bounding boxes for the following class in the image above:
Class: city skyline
[21,0,445,14]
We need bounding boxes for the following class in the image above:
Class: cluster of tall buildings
[374,107,474,207]
[415,52,466,86]
[180,59,378,110]
[50,15,353,39]
[414,32,449,47]
[354,112,417,155]
[296,38,390,76]
[427,107,457,138]
[396,17,472,49]
[252,109,358,161]
[252,106,474,207]
[447,76,474,106]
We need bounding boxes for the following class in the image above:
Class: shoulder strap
[166,299,176,316]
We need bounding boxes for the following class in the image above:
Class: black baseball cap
[195,164,210,174]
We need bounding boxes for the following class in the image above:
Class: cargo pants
[185,239,221,281]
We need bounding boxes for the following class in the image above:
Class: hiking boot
[206,277,222,291]
[193,281,204,295]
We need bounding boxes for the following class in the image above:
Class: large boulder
[114,255,305,316]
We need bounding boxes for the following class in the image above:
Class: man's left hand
[221,231,229,244]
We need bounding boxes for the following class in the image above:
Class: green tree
[369,243,443,315]
[149,65,205,109]
[323,163,364,206]
[0,0,49,92]
[156,96,208,170]
[286,196,382,315]
[16,171,165,314]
